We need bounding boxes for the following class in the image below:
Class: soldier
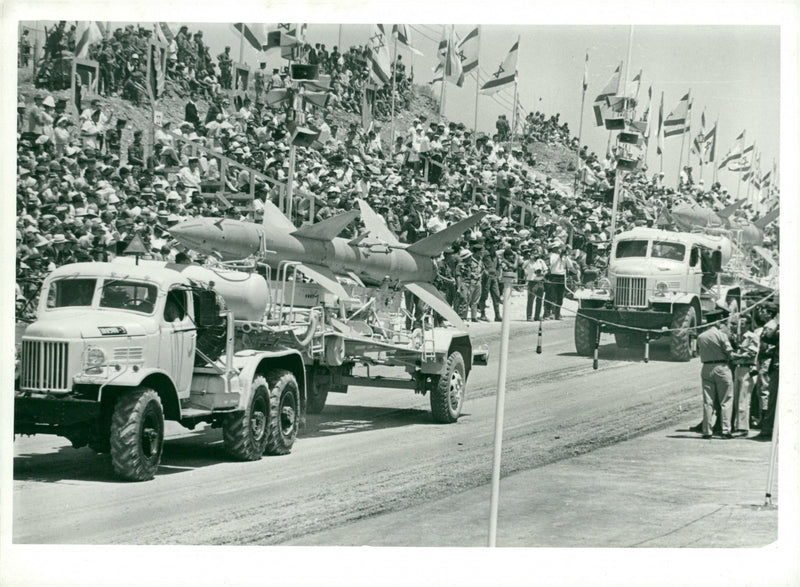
[218,46,232,90]
[127,130,145,173]
[457,248,483,322]
[434,248,459,316]
[106,118,126,159]
[254,62,267,104]
[478,238,502,321]
[696,324,734,439]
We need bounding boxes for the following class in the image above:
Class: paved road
[13,307,709,546]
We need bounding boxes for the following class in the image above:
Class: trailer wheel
[670,305,697,362]
[430,351,466,423]
[574,312,598,356]
[110,388,164,481]
[223,375,270,461]
[265,370,299,455]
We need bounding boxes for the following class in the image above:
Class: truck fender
[231,349,307,413]
[670,293,699,307]
[100,368,181,421]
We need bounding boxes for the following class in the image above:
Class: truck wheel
[430,351,466,423]
[110,388,164,481]
[223,375,270,461]
[670,305,697,362]
[265,370,299,455]
[574,312,598,356]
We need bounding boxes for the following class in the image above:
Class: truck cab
[574,227,740,361]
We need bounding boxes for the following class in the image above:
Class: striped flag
[74,21,103,58]
[730,143,755,172]
[691,110,706,158]
[458,26,480,76]
[367,24,392,85]
[154,22,174,45]
[593,62,621,126]
[392,25,423,56]
[718,131,745,169]
[233,23,268,51]
[656,92,665,155]
[663,93,690,137]
[481,39,518,95]
[444,27,464,87]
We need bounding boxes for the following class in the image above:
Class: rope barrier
[508,281,776,336]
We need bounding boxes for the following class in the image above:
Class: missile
[669,201,779,246]
[170,199,486,329]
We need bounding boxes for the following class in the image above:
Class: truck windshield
[99,280,158,314]
[46,278,97,308]
[615,240,648,258]
[651,241,686,261]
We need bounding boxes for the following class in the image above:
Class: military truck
[15,257,485,481]
[573,227,742,361]
[14,259,305,481]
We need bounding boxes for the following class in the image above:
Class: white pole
[390,33,398,156]
[764,393,779,506]
[472,25,482,139]
[488,271,516,547]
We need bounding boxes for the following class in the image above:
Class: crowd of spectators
[17,27,778,326]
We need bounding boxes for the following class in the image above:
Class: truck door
[164,288,195,394]
[688,246,703,293]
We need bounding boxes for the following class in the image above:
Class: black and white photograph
[2,1,798,585]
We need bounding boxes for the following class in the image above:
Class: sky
[21,21,780,196]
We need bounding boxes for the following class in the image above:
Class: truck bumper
[577,308,674,333]
[14,395,100,432]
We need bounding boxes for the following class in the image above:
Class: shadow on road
[14,403,437,482]
[558,341,680,364]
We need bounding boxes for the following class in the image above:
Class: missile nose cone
[169,217,217,251]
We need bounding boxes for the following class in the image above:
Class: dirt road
[13,317,702,545]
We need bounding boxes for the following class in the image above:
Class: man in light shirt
[544,241,576,320]
[522,246,548,321]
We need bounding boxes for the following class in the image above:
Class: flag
[481,39,519,95]
[593,62,621,126]
[701,124,717,163]
[691,110,706,158]
[641,85,653,143]
[458,27,480,76]
[367,24,392,85]
[663,93,690,137]
[74,21,103,58]
[154,22,174,46]
[656,92,664,155]
[729,143,755,172]
[444,26,464,87]
[233,23,268,51]
[392,25,423,56]
[582,51,589,92]
[718,131,745,169]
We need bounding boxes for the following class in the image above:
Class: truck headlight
[655,281,669,296]
[85,346,106,368]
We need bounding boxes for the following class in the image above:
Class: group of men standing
[696,303,780,440]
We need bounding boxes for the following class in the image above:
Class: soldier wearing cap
[457,247,484,322]
[696,324,734,438]
[217,46,232,89]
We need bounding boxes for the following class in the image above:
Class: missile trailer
[573,227,743,361]
[15,257,485,481]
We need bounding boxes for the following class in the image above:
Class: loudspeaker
[604,117,626,130]
[290,64,319,81]
[618,131,640,145]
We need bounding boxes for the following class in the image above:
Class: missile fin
[262,199,297,232]
[291,209,360,241]
[405,212,488,257]
[296,263,353,301]
[718,199,745,220]
[403,282,468,331]
[753,207,779,230]
[357,198,401,245]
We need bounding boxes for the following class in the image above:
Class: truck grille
[615,277,648,308]
[20,340,70,392]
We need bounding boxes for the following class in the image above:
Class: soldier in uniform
[434,248,459,323]
[457,248,483,322]
[127,130,145,174]
[106,118,126,159]
[218,46,232,90]
[478,238,502,321]
[254,63,267,104]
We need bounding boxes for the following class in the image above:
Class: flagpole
[609,29,633,241]
[575,50,587,195]
[712,116,719,185]
[390,32,398,156]
[676,89,690,189]
[684,96,693,177]
[658,91,664,174]
[745,143,755,206]
[439,25,447,121]
[472,25,482,139]
[736,130,746,199]
[338,24,342,52]
[239,25,245,64]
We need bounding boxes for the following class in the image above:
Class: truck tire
[223,375,270,461]
[574,312,598,356]
[670,305,697,362]
[110,388,164,481]
[265,370,299,455]
[430,351,466,424]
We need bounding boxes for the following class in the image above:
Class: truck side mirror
[689,248,699,266]
[711,250,723,273]
[194,290,220,328]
